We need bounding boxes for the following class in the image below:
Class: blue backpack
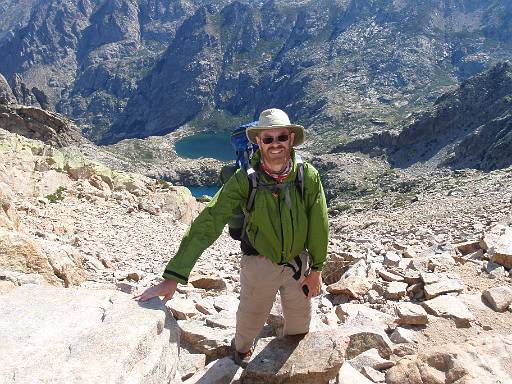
[230,121,260,170]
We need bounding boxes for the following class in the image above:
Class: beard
[261,145,290,169]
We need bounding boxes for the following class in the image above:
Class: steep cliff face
[333,62,512,171]
[0,0,212,141]
[1,0,511,144]
[0,1,100,109]
[0,0,39,41]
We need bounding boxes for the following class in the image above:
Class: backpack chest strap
[257,182,293,208]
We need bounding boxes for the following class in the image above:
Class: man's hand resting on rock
[133,279,177,302]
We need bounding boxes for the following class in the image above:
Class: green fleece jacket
[163,149,328,284]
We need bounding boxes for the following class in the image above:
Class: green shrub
[46,186,66,203]
[156,179,170,189]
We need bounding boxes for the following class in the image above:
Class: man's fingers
[133,293,148,302]
[133,288,155,302]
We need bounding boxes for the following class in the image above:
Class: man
[135,108,328,367]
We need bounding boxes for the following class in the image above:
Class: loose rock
[0,286,179,383]
[395,302,428,325]
[189,273,227,290]
[422,295,475,327]
[482,286,512,312]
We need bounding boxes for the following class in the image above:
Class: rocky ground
[1,125,512,383]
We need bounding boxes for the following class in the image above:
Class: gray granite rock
[179,351,206,381]
[205,310,237,329]
[390,327,417,344]
[383,281,408,300]
[482,286,512,312]
[422,295,475,327]
[483,260,507,278]
[213,294,240,312]
[0,285,179,383]
[241,331,349,384]
[338,362,374,384]
[378,268,405,282]
[383,252,402,267]
[395,302,428,325]
[348,348,394,371]
[385,336,512,384]
[166,297,200,320]
[362,366,385,382]
[178,319,234,359]
[183,357,241,384]
[423,277,465,299]
[335,303,396,331]
[339,316,394,359]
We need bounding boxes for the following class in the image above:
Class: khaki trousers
[234,253,312,353]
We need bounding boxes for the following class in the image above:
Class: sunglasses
[260,134,290,145]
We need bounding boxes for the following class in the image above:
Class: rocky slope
[0,127,200,288]
[1,0,512,144]
[333,61,512,172]
[1,117,512,383]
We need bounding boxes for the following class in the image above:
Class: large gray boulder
[241,331,349,384]
[483,224,512,269]
[0,285,180,383]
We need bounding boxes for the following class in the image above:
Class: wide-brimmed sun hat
[246,108,305,146]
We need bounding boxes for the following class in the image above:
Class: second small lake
[189,185,220,198]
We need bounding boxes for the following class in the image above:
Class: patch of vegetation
[189,108,253,131]
[155,179,170,189]
[46,186,66,203]
[392,192,418,208]
[328,203,352,213]
[132,141,155,162]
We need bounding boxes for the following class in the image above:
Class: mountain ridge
[1,0,511,144]
[332,61,512,171]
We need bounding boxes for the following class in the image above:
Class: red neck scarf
[260,158,292,183]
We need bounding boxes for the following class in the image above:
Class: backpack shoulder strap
[240,164,258,243]
[245,165,258,212]
[295,154,305,201]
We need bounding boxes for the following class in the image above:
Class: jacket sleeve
[305,165,328,271]
[163,172,247,284]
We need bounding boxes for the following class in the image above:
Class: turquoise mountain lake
[175,131,233,197]
[175,131,232,161]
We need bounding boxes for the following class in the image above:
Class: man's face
[255,127,295,165]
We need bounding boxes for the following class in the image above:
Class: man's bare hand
[133,279,178,302]
[301,271,322,298]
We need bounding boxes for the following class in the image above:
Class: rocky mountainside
[0,0,38,41]
[333,62,512,172]
[1,121,512,382]
[1,0,511,144]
